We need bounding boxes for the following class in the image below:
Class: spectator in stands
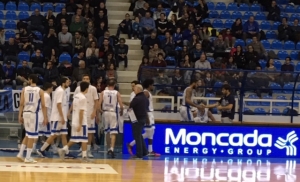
[267,1,280,22]
[20,9,46,34]
[161,31,174,56]
[56,8,70,25]
[189,34,200,49]
[244,45,260,70]
[56,18,68,34]
[84,33,98,48]
[72,60,90,84]
[195,0,209,20]
[58,60,73,78]
[182,23,196,46]
[0,28,5,51]
[249,36,267,59]
[195,54,211,76]
[106,63,118,81]
[86,41,99,61]
[199,26,210,41]
[204,72,215,94]
[95,10,108,30]
[149,43,165,63]
[98,31,114,47]
[43,27,59,58]
[70,16,86,35]
[94,2,107,16]
[167,5,179,21]
[280,57,294,84]
[139,12,156,38]
[44,60,59,83]
[191,8,202,26]
[86,21,95,36]
[99,38,114,61]
[134,0,146,12]
[243,16,260,41]
[173,27,182,47]
[104,52,116,69]
[180,54,194,68]
[237,0,250,6]
[45,18,56,35]
[169,14,178,34]
[223,28,236,48]
[225,56,237,69]
[171,68,185,92]
[265,58,279,82]
[72,49,85,67]
[152,53,167,67]
[213,34,228,58]
[249,66,273,98]
[154,69,170,85]
[115,38,129,70]
[233,45,246,69]
[45,9,56,21]
[190,43,203,62]
[31,49,45,75]
[92,62,106,84]
[116,13,132,39]
[138,56,152,82]
[16,60,32,86]
[4,38,19,65]
[58,25,73,55]
[48,49,58,66]
[72,31,85,53]
[132,17,140,39]
[95,22,107,40]
[153,4,166,20]
[19,27,33,52]
[231,18,243,40]
[1,61,16,89]
[72,8,85,24]
[177,12,193,31]
[290,19,300,43]
[136,3,152,17]
[156,13,169,35]
[278,17,292,42]
[82,2,94,20]
[142,31,160,57]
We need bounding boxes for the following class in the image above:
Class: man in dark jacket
[267,1,281,21]
[16,60,32,85]
[142,31,161,57]
[31,49,46,75]
[44,61,59,83]
[20,9,46,33]
[4,38,20,65]
[1,61,16,89]
[116,13,132,39]
[115,38,129,69]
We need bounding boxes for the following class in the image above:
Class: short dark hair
[80,81,89,92]
[28,74,38,84]
[190,77,198,84]
[131,80,139,85]
[82,74,90,80]
[107,79,116,87]
[222,84,231,91]
[43,82,53,91]
[142,79,154,89]
[60,77,69,86]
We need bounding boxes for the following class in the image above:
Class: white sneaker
[16,154,24,162]
[24,158,37,163]
[93,144,100,150]
[82,157,91,163]
[58,149,66,160]
[32,149,37,154]
[77,152,82,157]
[87,151,94,158]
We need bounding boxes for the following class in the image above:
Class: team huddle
[16,74,159,163]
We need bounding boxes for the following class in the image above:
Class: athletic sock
[63,145,69,154]
[19,144,26,156]
[110,147,114,151]
[82,151,87,158]
[129,141,136,146]
[26,148,32,159]
[32,143,36,151]
[41,142,50,151]
[148,145,153,153]
[87,145,91,152]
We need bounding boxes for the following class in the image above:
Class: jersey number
[29,93,34,102]
[108,95,112,103]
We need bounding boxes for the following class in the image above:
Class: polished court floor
[0,140,298,182]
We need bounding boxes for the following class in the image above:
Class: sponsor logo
[275,131,298,156]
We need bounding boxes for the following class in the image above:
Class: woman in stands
[138,56,152,82]
[231,18,243,40]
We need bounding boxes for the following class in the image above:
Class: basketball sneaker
[126,143,133,155]
[58,149,66,160]
[65,153,76,159]
[16,154,24,162]
[37,150,47,158]
[24,158,37,163]
[147,151,161,157]
[107,150,115,158]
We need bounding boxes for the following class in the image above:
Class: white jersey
[102,90,118,112]
[74,85,98,115]
[23,86,41,113]
[72,92,87,126]
[182,87,193,108]
[38,92,51,122]
[50,86,68,121]
[129,91,135,102]
[195,108,209,123]
[144,89,153,112]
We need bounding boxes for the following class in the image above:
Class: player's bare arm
[144,90,150,98]
[98,92,104,113]
[208,111,217,122]
[39,89,48,125]
[67,104,73,119]
[91,97,98,120]
[117,92,124,116]
[185,87,199,108]
[204,102,220,109]
[18,88,25,124]
[78,108,84,132]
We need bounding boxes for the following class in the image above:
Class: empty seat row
[0,10,59,20]
[235,39,300,50]
[259,59,300,70]
[0,2,65,12]
[207,2,262,11]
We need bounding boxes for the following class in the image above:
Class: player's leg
[17,136,27,161]
[61,122,76,159]
[87,119,96,157]
[24,113,39,163]
[37,121,59,157]
[107,112,118,158]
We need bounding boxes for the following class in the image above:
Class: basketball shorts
[51,120,68,135]
[118,112,124,134]
[144,112,155,130]
[87,115,96,134]
[179,106,194,122]
[23,112,39,139]
[70,124,88,143]
[37,112,51,137]
[103,111,118,134]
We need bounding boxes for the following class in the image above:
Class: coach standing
[129,84,149,159]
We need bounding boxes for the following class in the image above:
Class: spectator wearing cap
[139,12,156,39]
[72,31,85,53]
[20,9,46,34]
[44,60,59,83]
[31,49,46,75]
[16,60,32,86]
[116,14,133,39]
[58,25,73,55]
[115,38,129,70]
[142,31,161,57]
[4,38,20,66]
[1,61,16,89]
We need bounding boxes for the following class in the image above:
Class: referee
[129,84,149,159]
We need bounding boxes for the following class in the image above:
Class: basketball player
[17,74,48,163]
[32,82,53,153]
[99,79,124,158]
[37,77,75,158]
[179,78,203,121]
[127,79,160,156]
[193,106,216,123]
[70,74,98,158]
[58,81,89,161]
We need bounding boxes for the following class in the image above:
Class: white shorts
[70,124,88,143]
[37,112,51,137]
[23,112,39,139]
[179,106,194,122]
[144,112,155,130]
[103,111,118,134]
[51,121,68,135]
[118,113,124,133]
[87,118,96,134]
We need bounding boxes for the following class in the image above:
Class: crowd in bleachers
[0,0,126,91]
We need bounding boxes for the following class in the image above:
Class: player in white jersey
[179,78,203,121]
[70,74,98,158]
[17,74,48,163]
[32,83,53,153]
[58,81,90,161]
[127,79,160,157]
[193,106,216,123]
[99,79,124,158]
[37,77,75,159]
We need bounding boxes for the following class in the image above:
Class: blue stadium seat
[31,52,43,57]
[284,41,295,50]
[206,93,215,97]
[239,3,249,11]
[260,21,271,30]
[283,83,294,94]
[285,5,295,13]
[280,13,289,20]
[243,11,254,19]
[0,2,3,10]
[215,2,226,10]
[259,60,266,69]
[224,19,234,28]
[234,39,245,47]
[243,107,250,113]
[297,42,300,50]
[227,2,238,11]
[43,3,53,12]
[271,108,281,115]
[33,31,43,40]
[261,40,270,49]
[207,57,215,63]
[296,6,300,13]
[272,21,281,30]
[18,2,29,11]
[55,4,64,12]
[261,95,272,106]
[18,51,30,61]
[231,11,242,19]
[207,2,215,10]
[165,56,176,64]
[212,19,223,28]
[202,18,211,24]
[255,12,266,20]
[59,53,72,63]
[290,50,298,60]
[214,81,223,91]
[250,4,261,11]
[274,95,288,106]
[4,30,15,40]
[220,11,230,19]
[290,14,300,22]
[157,35,166,41]
[0,21,3,28]
[271,40,282,49]
[269,82,282,93]
[0,11,3,19]
[209,10,219,18]
[296,62,300,71]
[291,96,300,107]
[277,50,289,60]
[6,11,17,20]
[266,30,277,39]
[30,3,42,11]
[246,39,252,45]
[5,1,17,10]
[246,94,260,106]
[273,59,282,70]
[175,46,182,51]
[254,108,266,115]
[296,84,300,94]
[18,11,29,19]
[5,20,16,29]
[164,8,171,16]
